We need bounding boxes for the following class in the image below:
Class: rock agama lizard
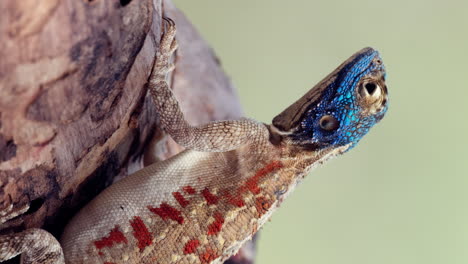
[0,17,388,264]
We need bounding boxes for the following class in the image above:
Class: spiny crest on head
[272,47,388,150]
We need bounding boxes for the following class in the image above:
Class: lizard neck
[231,125,351,231]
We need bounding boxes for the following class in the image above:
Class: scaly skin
[0,17,388,264]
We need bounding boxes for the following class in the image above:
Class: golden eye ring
[359,81,382,98]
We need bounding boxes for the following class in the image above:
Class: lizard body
[0,17,388,264]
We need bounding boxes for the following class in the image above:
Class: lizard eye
[359,81,382,99]
[319,115,339,131]
[357,79,387,113]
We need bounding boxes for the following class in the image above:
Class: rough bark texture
[1,0,255,263]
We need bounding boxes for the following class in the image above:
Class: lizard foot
[160,17,178,56]
[149,16,178,95]
[153,17,178,76]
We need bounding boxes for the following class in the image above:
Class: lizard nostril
[319,115,339,131]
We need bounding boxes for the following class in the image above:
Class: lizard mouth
[298,143,353,172]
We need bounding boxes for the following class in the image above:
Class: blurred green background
[173,1,468,263]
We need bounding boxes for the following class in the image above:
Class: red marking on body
[183,185,196,195]
[221,189,246,208]
[241,161,283,195]
[215,162,282,210]
[104,262,116,264]
[244,178,261,194]
[255,196,272,217]
[183,239,200,254]
[226,193,245,207]
[94,225,128,250]
[207,211,225,235]
[202,188,219,205]
[130,216,153,251]
[228,197,245,207]
[173,191,189,208]
[148,203,184,224]
[199,247,218,264]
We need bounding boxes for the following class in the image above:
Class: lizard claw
[160,16,178,56]
[151,16,178,79]
[162,16,175,27]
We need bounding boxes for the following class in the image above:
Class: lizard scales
[0,17,388,264]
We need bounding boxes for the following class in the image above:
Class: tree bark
[0,0,254,263]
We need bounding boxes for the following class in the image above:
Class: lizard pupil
[364,82,377,95]
[319,115,339,131]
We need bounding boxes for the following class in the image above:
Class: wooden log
[0,0,254,262]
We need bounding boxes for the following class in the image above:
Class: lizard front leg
[0,228,64,264]
[149,18,269,152]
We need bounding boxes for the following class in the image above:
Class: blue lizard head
[272,47,388,150]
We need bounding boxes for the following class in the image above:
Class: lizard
[0,17,388,264]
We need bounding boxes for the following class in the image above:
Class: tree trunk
[1,0,255,263]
